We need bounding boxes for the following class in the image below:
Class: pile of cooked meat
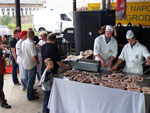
[63,70,150,94]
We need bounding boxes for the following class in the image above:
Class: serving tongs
[140,60,150,79]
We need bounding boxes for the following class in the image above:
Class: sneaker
[15,82,21,85]
[1,103,11,109]
[33,89,38,93]
[21,88,26,92]
[28,96,39,101]
[38,83,41,87]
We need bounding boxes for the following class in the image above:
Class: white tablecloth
[48,78,146,113]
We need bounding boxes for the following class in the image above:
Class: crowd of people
[1,25,150,113]
[0,28,70,113]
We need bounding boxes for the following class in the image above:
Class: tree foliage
[1,15,12,25]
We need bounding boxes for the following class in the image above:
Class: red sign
[116,0,126,20]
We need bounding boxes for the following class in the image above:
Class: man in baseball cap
[112,30,150,74]
[94,25,118,71]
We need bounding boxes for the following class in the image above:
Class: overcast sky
[45,0,149,11]
[45,0,101,11]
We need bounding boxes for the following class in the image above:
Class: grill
[69,59,100,72]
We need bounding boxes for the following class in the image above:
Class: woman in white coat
[112,30,150,74]
[16,31,28,91]
[94,25,118,71]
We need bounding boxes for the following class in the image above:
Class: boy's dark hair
[13,29,20,35]
[47,33,56,41]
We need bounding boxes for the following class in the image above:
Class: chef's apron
[123,62,143,75]
[100,58,111,72]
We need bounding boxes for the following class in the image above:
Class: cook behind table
[0,36,11,109]
[98,25,117,39]
[111,30,150,75]
[94,25,118,71]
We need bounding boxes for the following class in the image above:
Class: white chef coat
[37,40,47,76]
[119,41,150,74]
[22,38,38,70]
[16,39,26,79]
[94,34,118,70]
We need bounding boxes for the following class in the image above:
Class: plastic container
[5,65,19,74]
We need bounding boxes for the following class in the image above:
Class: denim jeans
[21,79,26,90]
[43,91,50,113]
[25,66,37,100]
[10,55,19,84]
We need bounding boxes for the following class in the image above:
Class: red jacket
[0,49,4,75]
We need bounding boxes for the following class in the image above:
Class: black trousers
[0,74,6,104]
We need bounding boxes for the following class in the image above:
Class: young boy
[40,58,54,113]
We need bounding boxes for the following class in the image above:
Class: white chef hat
[126,30,135,39]
[105,25,113,32]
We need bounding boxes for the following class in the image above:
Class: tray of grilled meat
[57,69,150,95]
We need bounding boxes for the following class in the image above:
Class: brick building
[0,0,46,17]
